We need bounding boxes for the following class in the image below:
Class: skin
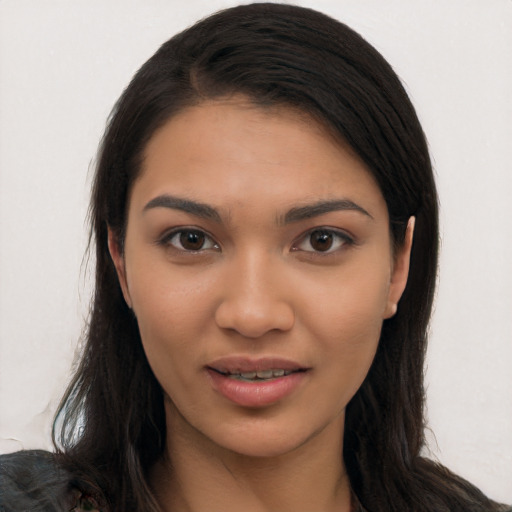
[109,98,413,512]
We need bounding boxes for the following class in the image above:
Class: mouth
[209,367,307,382]
[205,357,309,407]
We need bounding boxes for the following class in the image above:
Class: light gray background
[0,0,511,502]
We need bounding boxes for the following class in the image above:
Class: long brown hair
[53,4,506,511]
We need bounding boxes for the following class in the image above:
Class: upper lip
[207,356,308,374]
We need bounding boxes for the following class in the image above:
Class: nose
[214,252,295,338]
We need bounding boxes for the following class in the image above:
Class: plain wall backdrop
[0,0,511,502]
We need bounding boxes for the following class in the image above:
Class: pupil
[180,231,205,250]
[311,231,333,251]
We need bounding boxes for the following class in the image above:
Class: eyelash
[158,228,220,253]
[291,228,355,255]
[157,227,354,256]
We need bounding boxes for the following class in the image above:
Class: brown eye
[309,230,334,252]
[180,230,206,250]
[162,229,219,252]
[293,228,353,254]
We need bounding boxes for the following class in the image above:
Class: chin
[205,411,339,460]
[216,430,311,459]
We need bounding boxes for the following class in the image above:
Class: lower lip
[206,369,307,407]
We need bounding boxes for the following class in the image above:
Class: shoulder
[0,449,100,512]
[0,450,76,511]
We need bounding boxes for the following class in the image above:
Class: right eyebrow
[143,194,222,223]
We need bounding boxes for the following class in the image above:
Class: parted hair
[53,3,505,511]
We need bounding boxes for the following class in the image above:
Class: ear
[383,217,415,319]
[107,228,133,308]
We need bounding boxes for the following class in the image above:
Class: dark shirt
[0,450,99,511]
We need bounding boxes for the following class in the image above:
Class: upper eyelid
[293,226,355,243]
[158,227,220,249]
[159,226,215,240]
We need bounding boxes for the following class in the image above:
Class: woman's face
[110,99,412,458]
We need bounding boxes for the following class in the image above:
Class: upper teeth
[228,369,291,379]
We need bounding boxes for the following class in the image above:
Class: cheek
[301,265,389,398]
[125,260,217,390]
[127,255,216,336]
[303,260,391,340]
[320,296,383,374]
[310,308,382,417]
[133,296,209,381]
[133,290,204,409]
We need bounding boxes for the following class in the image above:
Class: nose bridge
[234,246,275,297]
[214,246,294,337]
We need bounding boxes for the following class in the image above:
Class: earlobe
[107,228,132,308]
[384,217,415,319]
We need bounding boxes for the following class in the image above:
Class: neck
[150,401,352,512]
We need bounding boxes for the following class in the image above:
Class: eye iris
[180,231,205,250]
[310,230,333,251]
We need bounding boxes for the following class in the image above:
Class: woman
[1,3,509,511]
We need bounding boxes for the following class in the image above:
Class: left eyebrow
[281,199,373,225]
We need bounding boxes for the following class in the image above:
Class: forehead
[132,98,387,220]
